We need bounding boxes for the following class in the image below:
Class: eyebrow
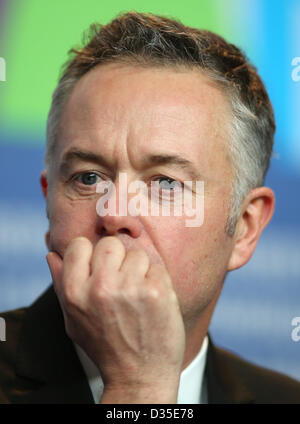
[59,148,112,178]
[60,148,202,180]
[142,154,202,180]
[60,148,111,171]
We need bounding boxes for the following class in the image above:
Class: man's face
[45,63,236,328]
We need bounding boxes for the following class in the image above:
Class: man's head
[41,12,275,333]
[45,11,275,235]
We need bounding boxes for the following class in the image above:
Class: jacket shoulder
[0,306,27,403]
[214,344,300,403]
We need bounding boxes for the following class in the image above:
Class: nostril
[99,227,109,237]
[96,214,143,239]
[119,228,131,235]
[99,227,131,237]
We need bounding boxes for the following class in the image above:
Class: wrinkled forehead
[55,63,233,177]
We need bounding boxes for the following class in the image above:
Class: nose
[97,213,143,238]
[95,175,143,239]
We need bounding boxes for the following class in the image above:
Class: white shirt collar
[75,335,208,404]
[177,335,208,404]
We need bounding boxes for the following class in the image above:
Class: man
[1,11,300,404]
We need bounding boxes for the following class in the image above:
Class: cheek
[48,195,99,255]
[151,205,232,307]
[154,206,228,275]
[149,217,201,279]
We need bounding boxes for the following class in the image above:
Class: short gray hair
[46,11,275,235]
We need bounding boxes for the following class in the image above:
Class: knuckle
[90,283,113,304]
[139,283,161,301]
[63,284,79,308]
[147,287,160,300]
[89,284,104,302]
[122,285,138,301]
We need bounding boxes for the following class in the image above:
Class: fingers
[146,263,180,308]
[146,263,172,288]
[62,237,93,303]
[63,237,93,285]
[120,248,150,277]
[45,234,185,385]
[91,236,126,275]
[48,237,93,308]
[47,235,176,314]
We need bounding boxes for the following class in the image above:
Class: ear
[40,169,48,198]
[45,231,51,250]
[40,170,51,250]
[228,187,275,271]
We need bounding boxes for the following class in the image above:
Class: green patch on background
[1,0,232,145]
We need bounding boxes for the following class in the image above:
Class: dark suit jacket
[0,285,300,404]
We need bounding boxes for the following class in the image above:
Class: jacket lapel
[12,285,94,404]
[205,335,255,404]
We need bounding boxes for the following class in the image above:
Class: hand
[46,236,186,403]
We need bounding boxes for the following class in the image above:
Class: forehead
[56,63,232,178]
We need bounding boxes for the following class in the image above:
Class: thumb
[46,251,63,296]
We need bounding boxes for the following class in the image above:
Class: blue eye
[78,172,100,186]
[157,177,181,190]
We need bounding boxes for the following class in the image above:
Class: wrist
[99,382,179,404]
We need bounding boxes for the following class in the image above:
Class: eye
[75,172,101,186]
[155,177,182,191]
